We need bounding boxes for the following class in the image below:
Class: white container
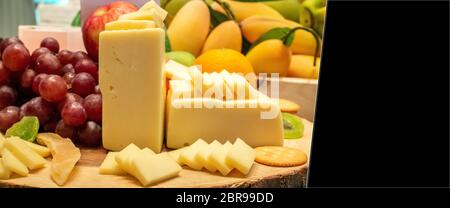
[18,25,86,53]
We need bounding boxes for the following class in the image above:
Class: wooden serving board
[0,119,313,188]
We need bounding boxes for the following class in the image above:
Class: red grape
[63,72,75,87]
[71,72,95,97]
[0,37,23,56]
[94,85,101,94]
[0,106,20,132]
[0,85,17,110]
[32,73,48,94]
[57,92,83,113]
[57,50,73,66]
[30,47,51,68]
[20,97,54,124]
[55,120,78,142]
[43,119,58,132]
[62,101,87,127]
[20,69,36,88]
[0,61,11,85]
[83,94,102,123]
[35,53,62,74]
[70,51,89,66]
[40,37,59,53]
[61,64,75,74]
[74,59,98,82]
[2,43,30,71]
[39,75,67,102]
[78,121,101,147]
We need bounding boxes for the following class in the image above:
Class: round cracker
[279,99,300,113]
[255,146,307,167]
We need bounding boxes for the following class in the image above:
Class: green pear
[263,0,301,22]
[299,0,326,35]
[165,51,196,67]
[164,0,192,26]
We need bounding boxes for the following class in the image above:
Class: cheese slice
[100,28,166,153]
[167,147,187,165]
[131,152,181,186]
[4,137,47,170]
[1,148,28,177]
[0,158,11,179]
[99,152,126,175]
[195,140,222,172]
[15,138,50,158]
[179,139,208,170]
[36,133,81,186]
[105,20,155,30]
[210,141,234,176]
[226,138,256,175]
[115,143,141,176]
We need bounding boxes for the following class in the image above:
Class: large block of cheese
[226,138,255,175]
[99,28,166,153]
[165,67,284,149]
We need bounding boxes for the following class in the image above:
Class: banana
[211,0,284,22]
[202,20,242,54]
[168,0,210,56]
[240,16,320,56]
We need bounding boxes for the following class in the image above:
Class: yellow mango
[211,0,284,22]
[246,39,291,77]
[202,20,242,54]
[287,54,320,79]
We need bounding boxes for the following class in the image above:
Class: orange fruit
[195,49,254,74]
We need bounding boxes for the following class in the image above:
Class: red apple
[82,1,138,61]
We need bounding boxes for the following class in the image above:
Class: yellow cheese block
[99,152,126,175]
[179,139,208,170]
[4,137,47,170]
[99,28,166,153]
[36,133,81,186]
[210,141,234,176]
[195,140,222,172]
[167,147,187,165]
[1,148,28,177]
[226,138,256,175]
[115,143,141,176]
[105,20,155,30]
[0,158,11,179]
[132,152,181,186]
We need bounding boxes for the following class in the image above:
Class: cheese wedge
[226,138,256,175]
[179,139,208,170]
[105,20,155,30]
[1,148,28,177]
[195,140,222,172]
[36,133,81,186]
[167,147,187,165]
[210,141,234,176]
[4,137,47,170]
[99,152,126,175]
[0,158,11,179]
[131,152,181,186]
[115,143,141,176]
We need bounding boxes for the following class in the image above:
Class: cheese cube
[1,148,28,177]
[167,147,187,165]
[99,152,126,175]
[195,140,222,172]
[105,20,155,30]
[226,138,256,175]
[179,139,208,170]
[115,143,141,175]
[132,152,181,186]
[100,28,166,153]
[210,141,234,176]
[15,138,50,158]
[4,137,47,170]
[0,158,11,179]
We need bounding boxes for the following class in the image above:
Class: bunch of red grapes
[0,36,102,147]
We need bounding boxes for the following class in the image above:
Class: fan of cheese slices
[99,138,255,187]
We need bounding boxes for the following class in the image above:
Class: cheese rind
[1,148,28,177]
[210,141,234,176]
[4,137,47,170]
[179,139,208,170]
[226,138,256,175]
[0,158,11,179]
[195,140,222,172]
[100,28,166,153]
[131,152,181,186]
[99,152,126,175]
